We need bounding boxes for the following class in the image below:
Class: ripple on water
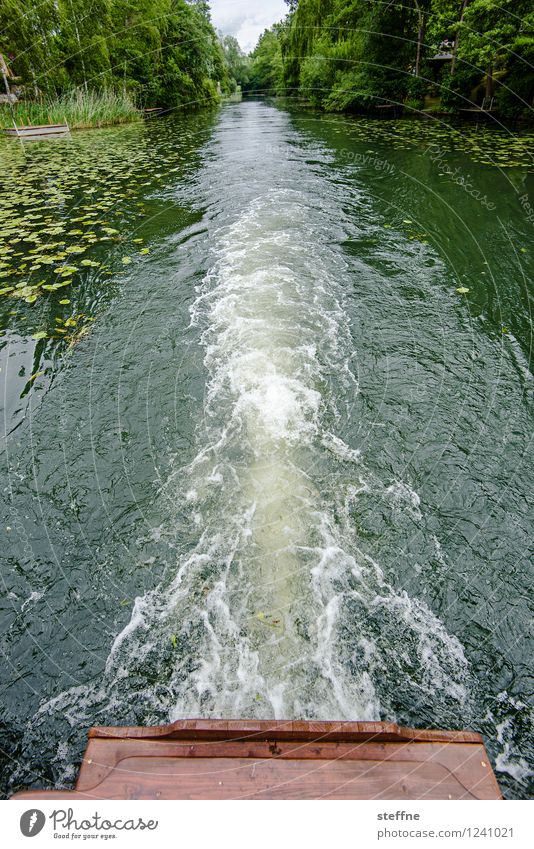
[4,104,532,799]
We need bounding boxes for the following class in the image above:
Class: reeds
[1,89,140,130]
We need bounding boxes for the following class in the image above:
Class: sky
[209,0,288,53]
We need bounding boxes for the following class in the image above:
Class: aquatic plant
[0,89,140,130]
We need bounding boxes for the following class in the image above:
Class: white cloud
[209,0,288,52]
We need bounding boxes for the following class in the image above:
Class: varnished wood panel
[89,719,483,745]
[12,720,502,800]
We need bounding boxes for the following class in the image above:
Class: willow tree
[282,0,417,111]
[58,0,113,91]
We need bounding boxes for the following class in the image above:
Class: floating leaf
[122,256,132,264]
[32,331,47,340]
[56,265,78,274]
[456,287,470,294]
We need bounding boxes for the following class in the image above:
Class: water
[1,103,533,798]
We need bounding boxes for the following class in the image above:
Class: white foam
[29,111,473,745]
[495,717,532,782]
[92,185,471,723]
[322,432,362,463]
[386,480,423,520]
[21,590,44,610]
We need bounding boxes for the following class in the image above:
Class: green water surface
[0,104,532,799]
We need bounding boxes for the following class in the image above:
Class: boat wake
[14,107,472,789]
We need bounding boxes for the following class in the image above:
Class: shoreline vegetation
[0,0,230,132]
[241,0,534,124]
[0,89,140,130]
[1,2,532,134]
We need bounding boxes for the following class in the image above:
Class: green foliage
[439,66,480,110]
[221,35,250,92]
[58,0,113,90]
[1,89,139,128]
[0,0,226,117]
[0,0,61,94]
[498,10,534,119]
[406,74,428,106]
[281,0,417,110]
[246,26,285,95]
[299,54,334,105]
[248,0,534,120]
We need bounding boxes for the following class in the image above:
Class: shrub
[1,89,140,130]
[299,55,334,107]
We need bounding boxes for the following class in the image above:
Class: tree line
[245,0,534,120]
[0,0,228,108]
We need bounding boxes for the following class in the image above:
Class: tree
[283,0,416,111]
[458,0,531,102]
[58,0,112,90]
[246,26,285,95]
[0,0,61,94]
[255,0,534,119]
[221,35,250,92]
[435,0,534,114]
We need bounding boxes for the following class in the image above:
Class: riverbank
[0,90,140,131]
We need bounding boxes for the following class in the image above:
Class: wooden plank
[12,752,500,800]
[4,124,69,138]
[88,719,483,745]
[7,123,68,130]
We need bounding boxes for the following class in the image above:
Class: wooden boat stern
[11,720,502,801]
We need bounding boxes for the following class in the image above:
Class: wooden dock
[11,719,502,800]
[4,123,70,138]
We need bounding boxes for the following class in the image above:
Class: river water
[1,102,533,798]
